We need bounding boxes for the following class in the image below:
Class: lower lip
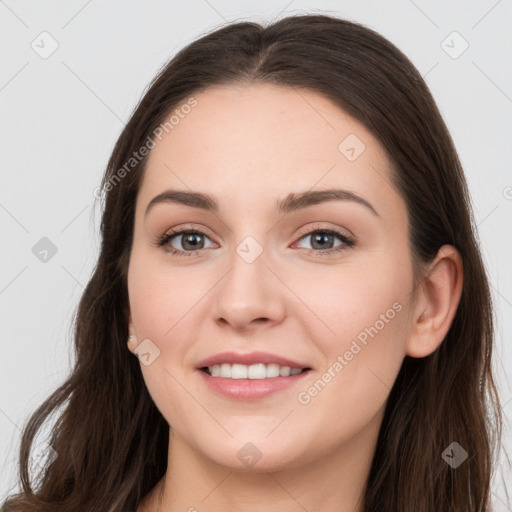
[197,369,311,399]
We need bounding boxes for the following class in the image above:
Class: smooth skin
[127,83,463,512]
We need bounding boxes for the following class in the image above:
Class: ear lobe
[127,313,137,353]
[406,245,463,358]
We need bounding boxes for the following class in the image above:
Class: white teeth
[207,363,306,379]
[265,364,280,378]
[279,366,291,377]
[248,363,268,379]
[231,364,247,379]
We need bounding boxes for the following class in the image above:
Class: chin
[199,436,310,473]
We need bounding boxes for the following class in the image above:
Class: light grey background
[1,0,511,508]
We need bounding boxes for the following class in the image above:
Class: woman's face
[127,83,417,471]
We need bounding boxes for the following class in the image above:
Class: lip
[195,351,311,370]
[195,351,312,400]
[197,367,311,400]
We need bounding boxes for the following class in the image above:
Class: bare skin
[127,83,463,512]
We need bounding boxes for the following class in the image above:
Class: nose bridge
[223,233,271,303]
[213,231,285,328]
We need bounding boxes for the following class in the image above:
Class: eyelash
[154,225,355,258]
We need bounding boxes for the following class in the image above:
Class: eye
[155,229,216,256]
[292,226,355,256]
[153,225,355,257]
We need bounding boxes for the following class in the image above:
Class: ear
[406,245,463,358]
[127,311,137,353]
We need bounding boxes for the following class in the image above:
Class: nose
[212,242,286,332]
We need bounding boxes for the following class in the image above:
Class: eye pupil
[182,233,204,250]
[311,233,333,250]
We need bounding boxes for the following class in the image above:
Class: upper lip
[196,351,311,370]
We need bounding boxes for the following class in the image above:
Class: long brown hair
[2,14,504,512]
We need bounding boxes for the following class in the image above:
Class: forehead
[137,83,404,222]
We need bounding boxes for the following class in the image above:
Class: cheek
[291,253,411,400]
[127,247,202,340]
[127,252,202,425]
[291,254,410,345]
[289,270,410,449]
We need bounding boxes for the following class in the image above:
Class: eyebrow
[144,188,379,217]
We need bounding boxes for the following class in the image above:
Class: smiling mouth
[201,363,312,379]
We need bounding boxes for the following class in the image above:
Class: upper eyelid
[295,223,353,239]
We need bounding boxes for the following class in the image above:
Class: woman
[2,13,503,512]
